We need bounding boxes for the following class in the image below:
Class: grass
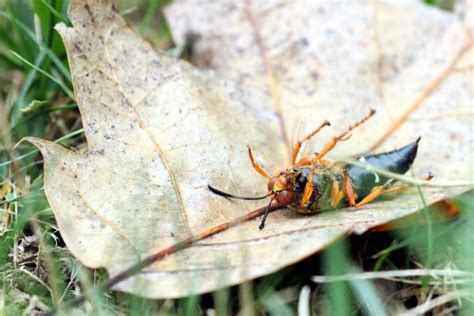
[1,0,473,315]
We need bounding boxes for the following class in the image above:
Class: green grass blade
[411,170,433,290]
[262,293,295,316]
[40,0,69,24]
[2,11,72,82]
[5,1,37,61]
[13,49,48,122]
[323,239,353,315]
[138,0,160,35]
[10,50,74,98]
[0,128,83,168]
[348,267,388,316]
[0,27,19,51]
[0,50,22,68]
[11,103,78,130]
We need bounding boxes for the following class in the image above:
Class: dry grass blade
[312,269,474,282]
[399,289,473,316]
[244,0,290,156]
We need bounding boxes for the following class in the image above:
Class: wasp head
[267,167,300,206]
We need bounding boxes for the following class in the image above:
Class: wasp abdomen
[346,138,420,197]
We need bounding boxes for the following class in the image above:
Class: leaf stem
[47,203,279,315]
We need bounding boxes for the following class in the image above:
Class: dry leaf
[25,0,472,298]
[462,0,474,34]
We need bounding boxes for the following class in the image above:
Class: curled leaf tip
[19,137,68,157]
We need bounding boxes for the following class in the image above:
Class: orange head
[267,167,300,206]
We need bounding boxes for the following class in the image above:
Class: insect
[209,109,426,229]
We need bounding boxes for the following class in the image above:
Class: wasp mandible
[209,109,424,229]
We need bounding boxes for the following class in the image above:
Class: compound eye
[276,190,295,206]
[297,174,307,186]
[267,177,277,191]
[280,171,285,176]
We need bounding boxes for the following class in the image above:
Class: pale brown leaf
[26,0,471,298]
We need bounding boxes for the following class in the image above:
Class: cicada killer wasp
[209,109,429,229]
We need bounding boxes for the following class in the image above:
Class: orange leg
[301,152,321,207]
[291,120,330,165]
[296,156,331,167]
[331,180,345,208]
[343,171,356,206]
[355,173,433,207]
[355,187,385,207]
[301,178,314,208]
[296,156,312,166]
[247,145,270,179]
[316,108,376,162]
[300,155,334,207]
[301,156,325,207]
[355,180,403,207]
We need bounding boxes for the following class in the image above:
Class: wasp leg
[331,180,345,208]
[291,120,330,165]
[301,153,330,207]
[355,180,399,207]
[296,156,312,166]
[355,187,385,207]
[247,145,270,179]
[343,171,356,207]
[296,156,331,167]
[316,109,376,161]
[355,173,433,207]
[301,182,314,209]
[327,173,344,208]
[300,152,319,207]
